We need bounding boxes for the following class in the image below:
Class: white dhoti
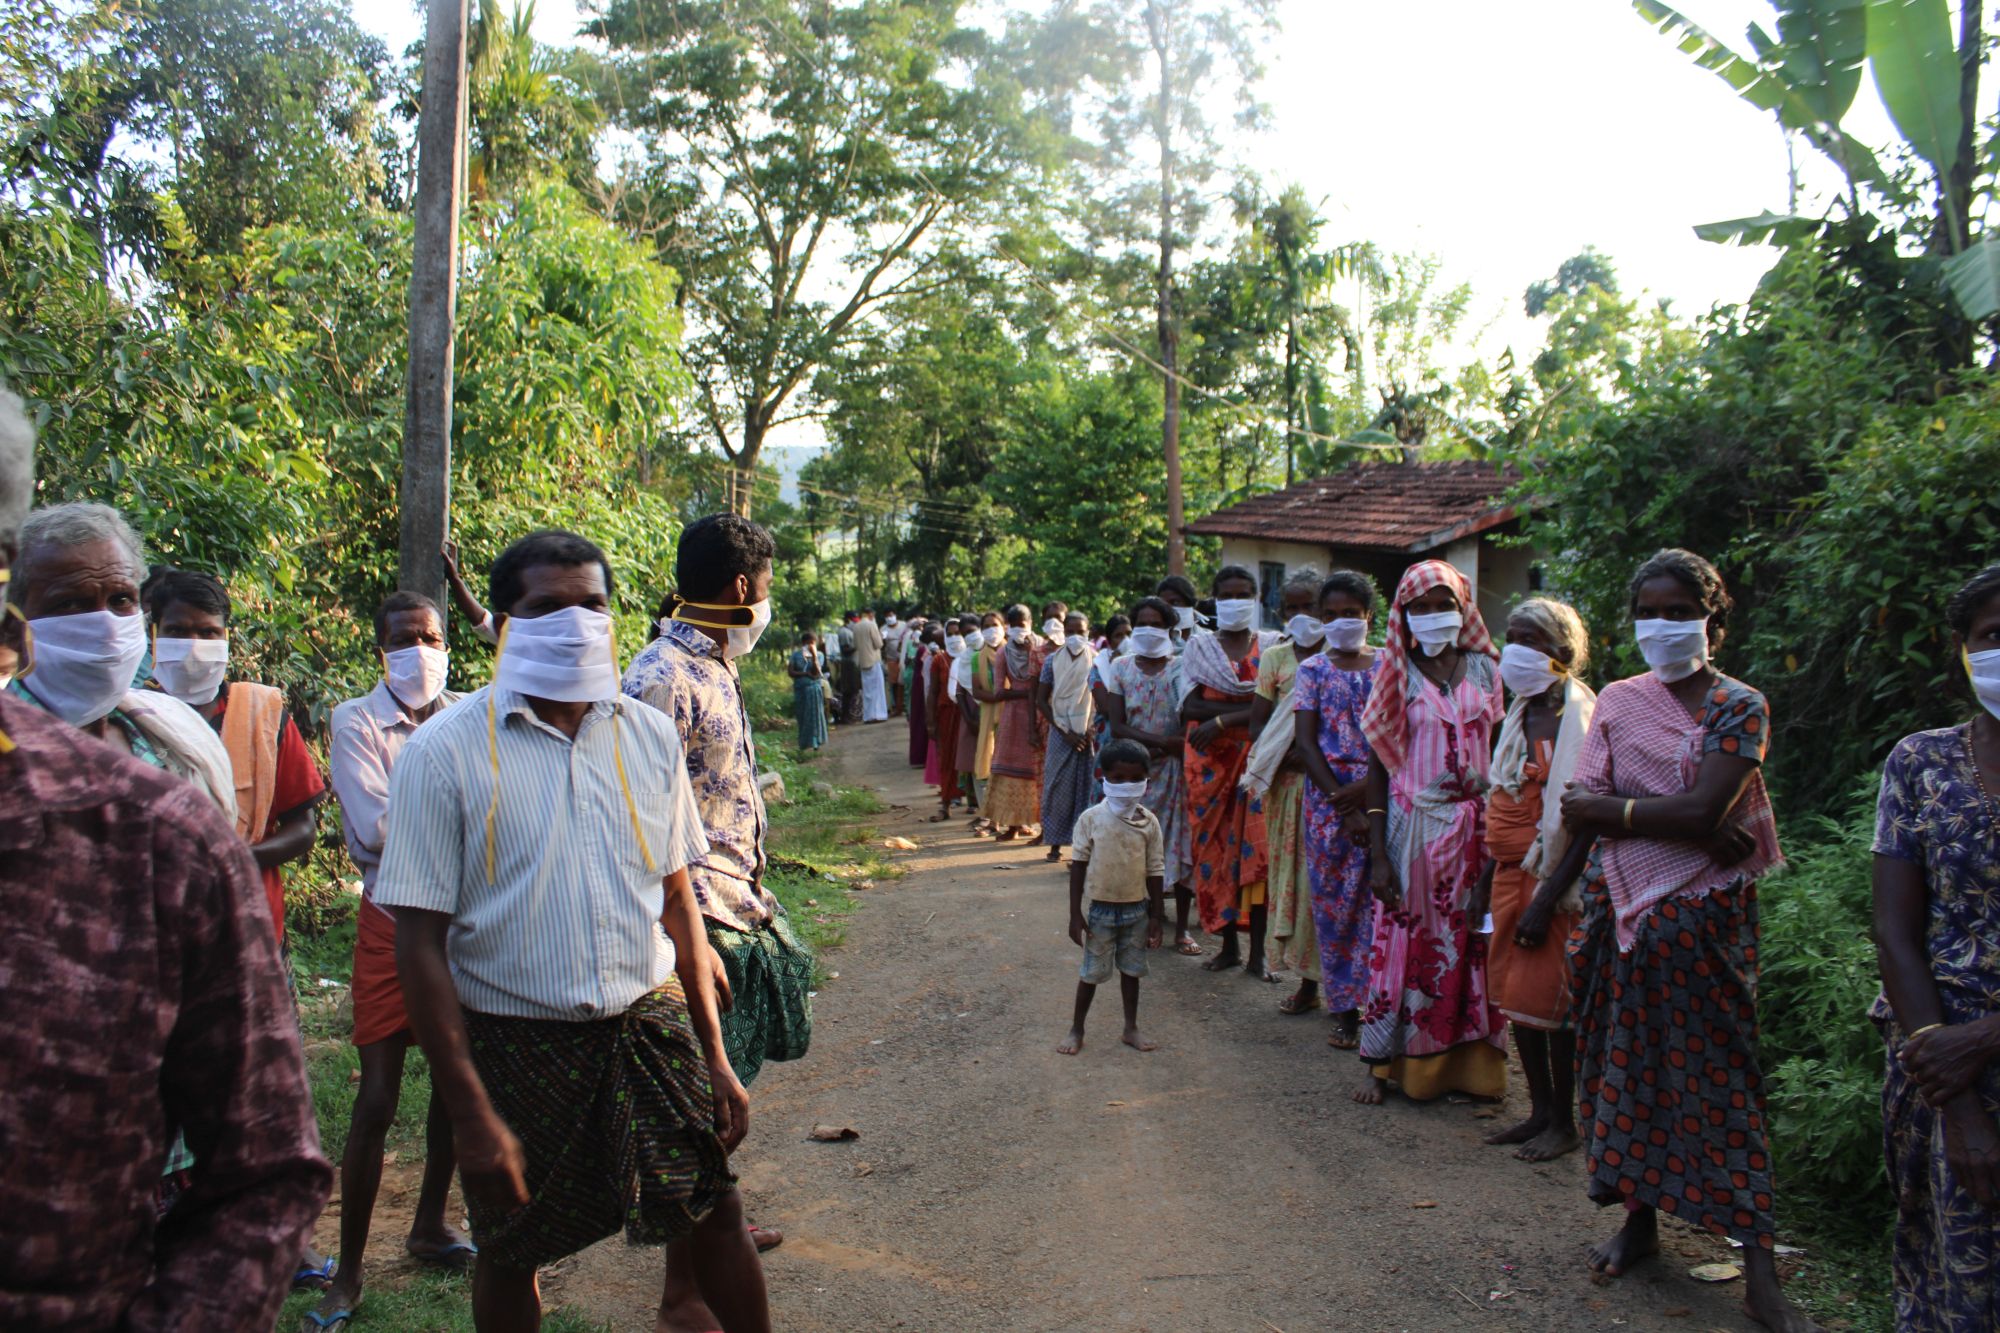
[860,664,888,721]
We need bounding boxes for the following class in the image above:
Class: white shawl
[1177,629,1278,706]
[119,689,238,820]
[1490,675,1597,895]
[1049,642,1095,733]
[947,644,974,701]
[1240,642,1305,797]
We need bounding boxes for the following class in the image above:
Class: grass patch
[275,1269,609,1332]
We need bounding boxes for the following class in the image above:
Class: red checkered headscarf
[1359,559,1497,774]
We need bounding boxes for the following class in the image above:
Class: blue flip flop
[292,1257,337,1291]
[301,1305,353,1330]
[408,1241,478,1272]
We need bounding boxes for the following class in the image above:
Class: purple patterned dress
[1293,653,1381,1010]
[1873,724,2000,1332]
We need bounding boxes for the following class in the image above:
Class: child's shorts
[1081,900,1150,983]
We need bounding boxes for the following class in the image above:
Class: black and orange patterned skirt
[462,977,734,1270]
[1569,864,1777,1247]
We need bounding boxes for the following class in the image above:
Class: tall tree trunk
[398,0,468,614]
[1939,0,1982,370]
[1150,6,1185,577]
[1283,314,1298,486]
[730,407,770,516]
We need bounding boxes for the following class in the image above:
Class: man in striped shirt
[377,530,770,1333]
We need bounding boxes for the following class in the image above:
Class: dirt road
[559,719,1760,1332]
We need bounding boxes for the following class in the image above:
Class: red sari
[1185,641,1268,934]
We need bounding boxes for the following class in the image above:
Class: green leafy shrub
[1758,776,1890,1242]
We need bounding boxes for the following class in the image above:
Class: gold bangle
[1622,798,1636,830]
[1906,1022,1947,1040]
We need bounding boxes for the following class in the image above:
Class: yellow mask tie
[667,594,753,631]
[483,613,656,886]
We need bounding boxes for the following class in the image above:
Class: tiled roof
[1184,459,1526,554]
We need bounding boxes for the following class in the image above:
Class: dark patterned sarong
[708,914,814,1086]
[461,978,733,1270]
[1570,863,1776,1246]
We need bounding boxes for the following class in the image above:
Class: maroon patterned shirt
[0,693,332,1330]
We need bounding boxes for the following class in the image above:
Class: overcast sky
[350,0,1897,435]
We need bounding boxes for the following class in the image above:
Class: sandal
[1278,992,1320,1016]
[1327,1023,1360,1051]
[292,1258,337,1291]
[748,1223,784,1253]
[1174,936,1204,956]
[407,1240,477,1272]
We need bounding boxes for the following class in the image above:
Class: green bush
[1758,775,1891,1243]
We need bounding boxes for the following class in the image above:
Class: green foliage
[1757,778,1891,1240]
[1515,226,1978,812]
[7,181,689,722]
[990,367,1170,614]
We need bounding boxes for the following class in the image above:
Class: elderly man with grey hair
[8,499,238,810]
[0,386,331,1329]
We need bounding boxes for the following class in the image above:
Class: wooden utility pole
[398,0,470,609]
[1147,1,1186,577]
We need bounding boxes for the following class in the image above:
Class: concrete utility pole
[398,0,470,610]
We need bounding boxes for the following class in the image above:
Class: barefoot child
[1058,740,1166,1055]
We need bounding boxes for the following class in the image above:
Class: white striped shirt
[373,683,709,1021]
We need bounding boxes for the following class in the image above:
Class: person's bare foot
[1587,1207,1659,1277]
[1201,949,1241,972]
[1122,1027,1157,1052]
[1483,1115,1547,1147]
[1245,959,1281,983]
[1045,846,1061,862]
[994,827,1018,842]
[1516,1125,1580,1162]
[1056,1028,1084,1055]
[1743,1249,1822,1331]
[1351,1069,1384,1105]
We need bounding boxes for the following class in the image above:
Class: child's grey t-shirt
[1071,803,1165,905]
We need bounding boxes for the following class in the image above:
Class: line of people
[874,549,2000,1332]
[0,386,801,1332]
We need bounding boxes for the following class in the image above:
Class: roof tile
[1184,459,1524,553]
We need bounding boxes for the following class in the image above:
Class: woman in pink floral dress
[1353,560,1507,1104]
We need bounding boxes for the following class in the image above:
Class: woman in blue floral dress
[1873,562,2000,1333]
[1292,571,1380,1049]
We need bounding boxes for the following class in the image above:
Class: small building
[1184,460,1540,631]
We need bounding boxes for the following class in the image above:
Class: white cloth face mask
[1966,647,2000,721]
[21,609,148,726]
[1324,618,1369,652]
[495,605,620,702]
[1499,642,1565,698]
[725,598,772,660]
[1633,617,1709,683]
[981,625,1003,648]
[1214,598,1257,632]
[1406,610,1463,656]
[1042,618,1063,640]
[1006,625,1029,645]
[1101,779,1147,816]
[1064,634,1087,655]
[151,635,230,705]
[945,634,966,656]
[1285,615,1325,648]
[384,644,451,709]
[1128,626,1173,659]
[1174,605,1196,632]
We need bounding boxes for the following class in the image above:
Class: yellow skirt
[1370,1042,1508,1101]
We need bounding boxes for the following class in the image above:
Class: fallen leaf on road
[851,1163,874,1178]
[883,836,919,850]
[809,1124,860,1142]
[1411,1200,1438,1209]
[855,879,875,890]
[804,898,818,907]
[1663,1307,1690,1318]
[1105,1100,1126,1108]
[1688,1263,1741,1283]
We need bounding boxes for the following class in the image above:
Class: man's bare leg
[473,1256,541,1333]
[683,1187,771,1333]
